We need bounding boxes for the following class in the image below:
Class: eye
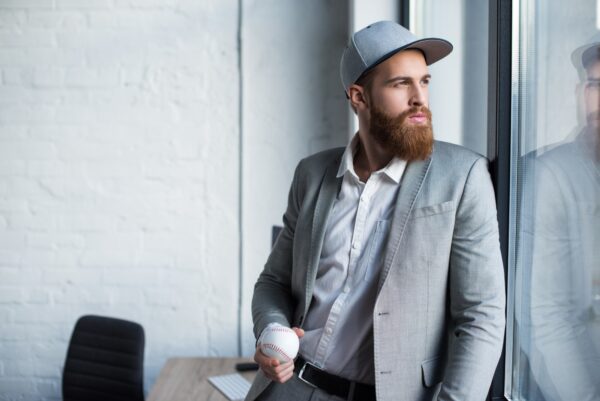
[586,80,600,90]
[421,77,430,86]
[393,80,409,87]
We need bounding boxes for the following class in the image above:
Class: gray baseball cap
[340,21,453,94]
[571,34,600,70]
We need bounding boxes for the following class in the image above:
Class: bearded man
[519,39,600,401]
[246,21,505,401]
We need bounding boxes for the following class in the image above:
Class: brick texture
[0,1,240,399]
[0,0,349,399]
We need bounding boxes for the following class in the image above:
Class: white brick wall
[0,0,349,399]
[0,0,240,399]
[240,0,349,355]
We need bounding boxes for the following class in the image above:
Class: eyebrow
[384,74,431,84]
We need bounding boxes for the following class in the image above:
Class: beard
[586,110,600,130]
[584,111,600,162]
[368,105,434,161]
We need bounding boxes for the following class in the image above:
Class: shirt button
[352,242,360,249]
[325,327,333,335]
[343,285,350,293]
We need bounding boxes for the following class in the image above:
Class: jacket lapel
[304,158,342,309]
[377,155,432,292]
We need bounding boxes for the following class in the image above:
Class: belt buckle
[297,360,318,388]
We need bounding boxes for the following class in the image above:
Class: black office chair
[62,315,145,401]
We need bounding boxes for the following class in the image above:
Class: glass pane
[507,0,600,400]
[411,0,488,155]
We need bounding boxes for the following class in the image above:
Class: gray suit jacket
[520,131,600,401]
[247,140,505,401]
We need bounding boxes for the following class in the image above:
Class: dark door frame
[487,0,512,399]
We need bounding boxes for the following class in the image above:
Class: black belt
[294,355,376,401]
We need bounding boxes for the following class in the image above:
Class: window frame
[486,0,513,398]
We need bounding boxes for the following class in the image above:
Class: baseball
[259,326,300,363]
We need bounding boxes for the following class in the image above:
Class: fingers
[264,361,295,383]
[254,347,295,383]
[254,347,277,367]
[274,361,295,383]
[267,359,294,381]
[291,326,305,338]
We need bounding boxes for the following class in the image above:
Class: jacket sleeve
[438,157,506,401]
[251,160,304,340]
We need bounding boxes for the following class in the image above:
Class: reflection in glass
[516,36,600,401]
[507,2,600,400]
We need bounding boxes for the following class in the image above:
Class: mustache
[397,106,433,123]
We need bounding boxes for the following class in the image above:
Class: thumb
[291,327,305,338]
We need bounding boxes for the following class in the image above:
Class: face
[362,49,431,117]
[350,49,434,160]
[584,59,600,131]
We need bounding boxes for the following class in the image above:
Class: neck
[353,128,393,182]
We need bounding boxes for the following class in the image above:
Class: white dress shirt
[298,134,406,383]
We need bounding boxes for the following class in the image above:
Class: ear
[348,84,369,111]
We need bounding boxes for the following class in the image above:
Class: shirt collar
[336,133,407,184]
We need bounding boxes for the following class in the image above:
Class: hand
[254,326,304,384]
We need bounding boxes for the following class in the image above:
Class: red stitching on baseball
[269,327,294,333]
[261,343,292,361]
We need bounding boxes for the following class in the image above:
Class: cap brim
[571,41,600,69]
[406,38,454,65]
[355,37,453,83]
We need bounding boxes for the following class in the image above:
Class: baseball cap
[340,21,453,94]
[571,33,600,70]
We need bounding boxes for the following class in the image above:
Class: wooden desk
[147,357,257,401]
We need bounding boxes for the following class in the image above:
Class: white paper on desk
[208,373,251,401]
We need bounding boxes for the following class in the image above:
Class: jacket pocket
[421,355,444,388]
[411,200,455,219]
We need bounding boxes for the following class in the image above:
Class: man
[519,39,600,401]
[246,21,505,401]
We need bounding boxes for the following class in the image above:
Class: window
[506,0,600,400]
[410,0,489,155]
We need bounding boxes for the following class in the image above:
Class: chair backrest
[62,315,145,401]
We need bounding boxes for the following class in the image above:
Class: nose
[409,83,427,107]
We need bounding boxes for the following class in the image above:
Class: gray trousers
[256,373,347,401]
